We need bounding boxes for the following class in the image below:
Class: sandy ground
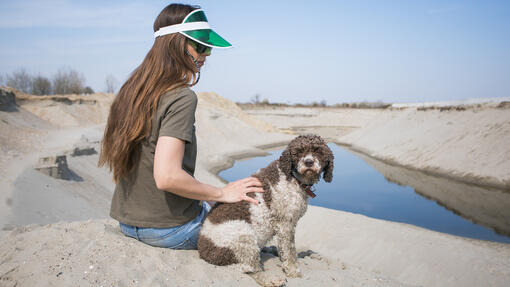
[338,106,510,190]
[1,88,509,286]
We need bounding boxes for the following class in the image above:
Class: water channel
[218,144,510,244]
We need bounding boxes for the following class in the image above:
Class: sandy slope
[0,219,412,287]
[0,89,115,233]
[337,106,510,190]
[244,103,510,191]
[1,89,509,286]
[297,206,510,287]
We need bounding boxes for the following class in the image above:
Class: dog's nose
[304,159,314,167]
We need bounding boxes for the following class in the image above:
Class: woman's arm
[154,136,263,205]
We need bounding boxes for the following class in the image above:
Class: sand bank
[1,89,509,286]
[353,150,510,238]
[338,106,510,190]
[244,103,510,190]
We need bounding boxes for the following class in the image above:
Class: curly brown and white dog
[198,134,334,285]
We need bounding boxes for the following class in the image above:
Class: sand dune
[1,87,509,286]
[337,106,510,190]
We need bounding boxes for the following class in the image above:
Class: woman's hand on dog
[219,177,264,205]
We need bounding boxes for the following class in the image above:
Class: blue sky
[1,0,509,104]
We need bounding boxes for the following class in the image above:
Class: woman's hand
[218,177,264,205]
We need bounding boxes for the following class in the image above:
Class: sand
[1,87,509,286]
[338,106,510,190]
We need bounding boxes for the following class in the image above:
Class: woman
[99,4,263,250]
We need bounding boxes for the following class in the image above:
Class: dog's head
[278,134,334,185]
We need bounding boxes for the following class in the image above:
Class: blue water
[218,144,510,244]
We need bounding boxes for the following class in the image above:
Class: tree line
[0,68,118,95]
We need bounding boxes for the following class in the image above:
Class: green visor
[154,9,232,49]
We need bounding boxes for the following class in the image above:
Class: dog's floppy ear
[278,148,293,181]
[322,147,334,182]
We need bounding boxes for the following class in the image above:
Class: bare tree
[0,73,4,85]
[53,69,70,94]
[251,93,261,104]
[105,74,118,93]
[68,69,85,94]
[53,67,85,95]
[83,86,95,94]
[6,69,32,93]
[31,75,52,95]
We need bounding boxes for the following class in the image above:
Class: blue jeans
[119,202,211,250]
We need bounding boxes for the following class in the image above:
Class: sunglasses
[188,40,212,54]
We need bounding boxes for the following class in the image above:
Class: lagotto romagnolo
[198,134,334,285]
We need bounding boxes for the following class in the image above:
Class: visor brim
[181,29,232,48]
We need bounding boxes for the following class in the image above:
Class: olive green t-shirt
[110,87,202,228]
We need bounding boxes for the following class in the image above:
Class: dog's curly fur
[198,134,334,284]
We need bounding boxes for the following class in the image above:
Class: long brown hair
[99,4,200,183]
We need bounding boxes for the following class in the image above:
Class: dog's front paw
[283,265,302,278]
[250,272,287,287]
